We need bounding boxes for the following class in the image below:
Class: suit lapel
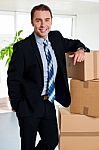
[49,33,62,67]
[29,33,43,74]
[49,32,66,77]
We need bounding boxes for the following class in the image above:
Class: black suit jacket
[7,31,89,116]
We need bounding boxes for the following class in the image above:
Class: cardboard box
[59,108,99,150]
[70,79,99,117]
[66,51,99,81]
[60,136,99,150]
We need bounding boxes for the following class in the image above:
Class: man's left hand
[69,48,85,65]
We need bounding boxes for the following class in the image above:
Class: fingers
[73,54,78,65]
[74,50,85,65]
[69,54,77,65]
[68,50,85,65]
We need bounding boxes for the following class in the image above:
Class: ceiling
[0,0,99,15]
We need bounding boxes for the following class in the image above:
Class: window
[0,13,14,35]
[0,12,14,48]
[16,12,33,38]
[52,15,74,38]
[0,12,15,97]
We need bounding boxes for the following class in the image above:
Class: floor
[0,112,20,150]
[0,97,20,150]
[0,97,59,150]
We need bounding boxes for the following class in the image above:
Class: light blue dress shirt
[35,34,57,96]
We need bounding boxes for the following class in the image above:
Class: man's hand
[69,48,85,65]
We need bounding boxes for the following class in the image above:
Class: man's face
[32,10,52,39]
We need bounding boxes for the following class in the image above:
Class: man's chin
[38,33,48,38]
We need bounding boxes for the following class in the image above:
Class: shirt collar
[34,33,49,45]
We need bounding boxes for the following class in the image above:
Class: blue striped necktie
[43,39,55,103]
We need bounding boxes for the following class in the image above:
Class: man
[7,4,90,150]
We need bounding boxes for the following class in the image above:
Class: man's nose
[41,20,45,26]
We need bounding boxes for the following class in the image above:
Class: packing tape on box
[83,106,88,115]
[83,81,89,88]
[60,132,99,136]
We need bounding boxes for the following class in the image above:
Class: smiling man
[32,9,52,39]
[7,4,90,150]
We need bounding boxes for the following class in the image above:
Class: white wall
[75,13,99,50]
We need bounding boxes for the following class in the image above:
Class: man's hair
[31,4,53,21]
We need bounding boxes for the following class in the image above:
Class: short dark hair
[31,4,53,21]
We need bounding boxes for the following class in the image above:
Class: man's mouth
[39,28,47,33]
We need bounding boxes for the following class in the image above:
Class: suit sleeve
[7,42,24,111]
[54,31,90,52]
[63,37,90,52]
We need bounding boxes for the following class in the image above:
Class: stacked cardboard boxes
[66,51,99,117]
[58,51,99,149]
[59,108,99,150]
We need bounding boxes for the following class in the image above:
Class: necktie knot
[43,39,51,48]
[43,39,48,45]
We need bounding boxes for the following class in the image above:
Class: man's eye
[46,19,50,22]
[36,20,40,22]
